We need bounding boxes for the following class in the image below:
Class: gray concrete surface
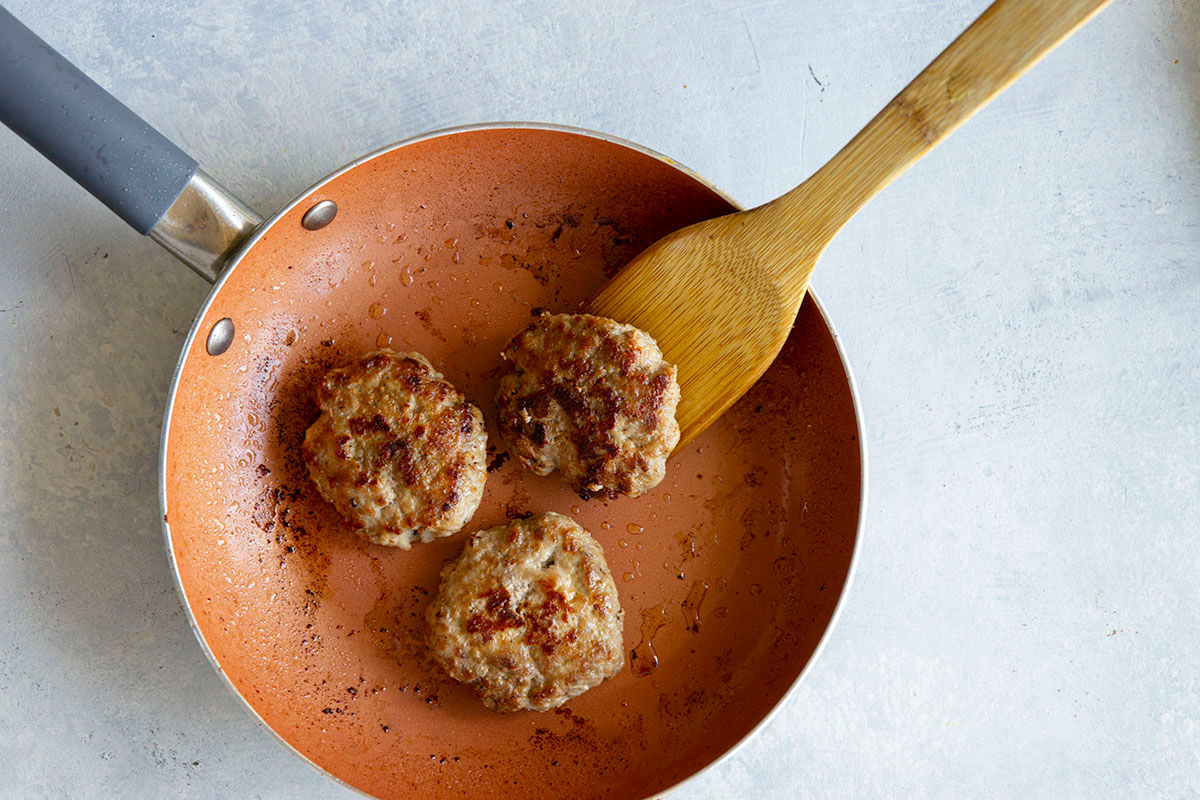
[0,0,1197,797]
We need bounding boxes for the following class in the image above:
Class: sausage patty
[425,512,624,712]
[301,349,487,548]
[495,313,680,499]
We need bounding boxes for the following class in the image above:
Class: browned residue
[414,307,444,341]
[483,207,637,288]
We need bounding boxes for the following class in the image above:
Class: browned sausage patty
[301,349,487,548]
[425,513,624,712]
[495,313,680,499]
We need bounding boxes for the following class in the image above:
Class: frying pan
[0,9,864,798]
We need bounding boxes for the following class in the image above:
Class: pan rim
[157,121,868,800]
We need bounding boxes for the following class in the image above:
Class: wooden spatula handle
[765,0,1113,251]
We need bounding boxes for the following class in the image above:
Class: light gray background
[0,0,1196,797]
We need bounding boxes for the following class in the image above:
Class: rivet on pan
[206,318,234,356]
[302,200,338,230]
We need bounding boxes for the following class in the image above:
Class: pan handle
[0,6,261,282]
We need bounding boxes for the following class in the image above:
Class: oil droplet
[600,521,611,531]
[622,572,635,583]
[493,282,504,293]
[749,584,764,596]
[369,302,386,319]
[682,580,708,633]
[376,332,392,348]
[570,505,581,515]
[713,606,729,619]
[284,330,297,346]
[679,531,698,562]
[618,539,628,548]
[663,493,672,504]
[630,604,669,678]
[649,512,657,521]
[401,272,414,287]
[470,298,481,308]
[772,556,799,588]
[627,523,644,534]
[369,273,377,287]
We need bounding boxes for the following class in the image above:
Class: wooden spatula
[588,0,1113,447]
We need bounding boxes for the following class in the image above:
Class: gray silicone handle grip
[0,7,198,234]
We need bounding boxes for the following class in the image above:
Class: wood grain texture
[589,0,1114,447]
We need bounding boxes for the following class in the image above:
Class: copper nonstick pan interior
[161,126,863,799]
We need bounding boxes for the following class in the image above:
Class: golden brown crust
[424,513,624,712]
[301,349,487,548]
[495,313,680,499]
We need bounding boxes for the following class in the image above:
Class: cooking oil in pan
[630,604,669,678]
